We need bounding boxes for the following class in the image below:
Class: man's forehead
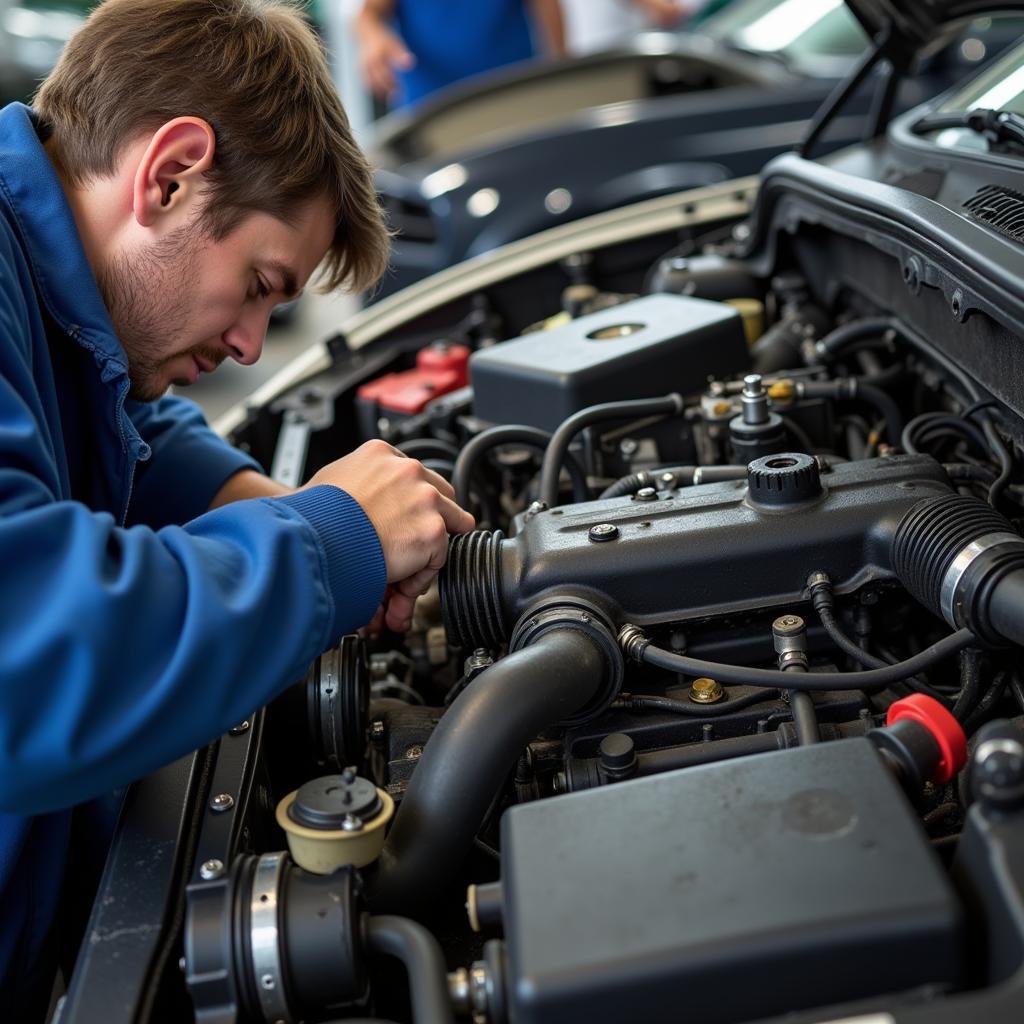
[240,198,335,282]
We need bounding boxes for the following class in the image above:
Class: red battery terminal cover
[886,694,968,785]
[357,343,471,416]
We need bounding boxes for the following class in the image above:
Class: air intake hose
[368,606,622,913]
[892,494,1024,647]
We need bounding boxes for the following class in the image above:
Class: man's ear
[132,117,216,229]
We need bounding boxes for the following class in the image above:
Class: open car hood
[846,0,1024,47]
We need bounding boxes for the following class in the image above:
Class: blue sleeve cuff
[276,485,387,640]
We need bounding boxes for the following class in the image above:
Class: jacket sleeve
[124,393,264,528]
[0,351,386,815]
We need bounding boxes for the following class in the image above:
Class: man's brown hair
[35,0,388,293]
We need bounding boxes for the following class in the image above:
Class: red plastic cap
[886,694,968,784]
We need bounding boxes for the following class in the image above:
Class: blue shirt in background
[394,0,535,106]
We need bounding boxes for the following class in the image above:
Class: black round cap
[289,772,382,830]
[599,733,636,770]
[747,452,822,507]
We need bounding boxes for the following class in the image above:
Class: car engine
[158,169,1024,1024]
[63,45,1024,1017]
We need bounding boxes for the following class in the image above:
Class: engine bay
[68,136,1024,1024]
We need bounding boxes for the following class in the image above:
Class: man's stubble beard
[96,227,222,402]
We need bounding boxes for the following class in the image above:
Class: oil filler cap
[747,452,822,508]
[887,694,967,785]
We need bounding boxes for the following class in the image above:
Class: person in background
[354,0,566,107]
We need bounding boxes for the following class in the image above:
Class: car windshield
[924,37,1024,154]
[702,0,868,67]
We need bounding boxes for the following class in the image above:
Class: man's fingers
[385,590,417,632]
[438,495,475,535]
[418,463,456,500]
[396,567,437,599]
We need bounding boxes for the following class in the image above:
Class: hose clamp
[939,532,1022,629]
[250,852,291,1024]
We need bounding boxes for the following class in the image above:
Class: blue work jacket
[0,103,386,1013]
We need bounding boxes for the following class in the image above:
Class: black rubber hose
[598,464,747,499]
[902,413,989,457]
[539,394,683,507]
[452,424,588,509]
[364,916,454,1024]
[962,671,1011,737]
[815,318,895,359]
[369,627,607,911]
[990,569,1024,647]
[789,689,821,745]
[398,438,461,461]
[808,572,946,703]
[853,382,904,446]
[632,628,975,690]
[612,690,780,717]
[952,647,984,721]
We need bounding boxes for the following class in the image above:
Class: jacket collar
[0,103,127,379]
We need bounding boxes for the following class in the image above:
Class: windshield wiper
[912,107,1024,153]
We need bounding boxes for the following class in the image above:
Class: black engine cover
[497,738,964,1024]
[441,454,952,648]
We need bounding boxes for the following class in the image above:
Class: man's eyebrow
[263,260,301,299]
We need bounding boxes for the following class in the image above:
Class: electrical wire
[630,628,976,691]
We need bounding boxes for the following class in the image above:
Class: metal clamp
[250,852,291,1024]
[939,532,1022,628]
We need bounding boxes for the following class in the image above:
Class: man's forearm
[209,468,293,509]
[530,0,566,57]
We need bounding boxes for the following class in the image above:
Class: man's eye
[253,277,271,300]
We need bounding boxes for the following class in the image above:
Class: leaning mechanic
[0,0,475,1015]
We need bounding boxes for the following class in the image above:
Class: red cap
[886,694,967,784]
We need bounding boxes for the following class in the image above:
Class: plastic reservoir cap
[887,694,968,784]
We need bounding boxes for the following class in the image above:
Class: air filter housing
[469,294,748,432]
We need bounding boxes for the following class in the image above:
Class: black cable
[788,687,821,745]
[962,671,1011,737]
[902,412,989,457]
[808,573,947,703]
[854,381,904,445]
[539,394,683,507]
[952,648,984,722]
[611,689,781,717]
[365,916,455,1024]
[634,628,976,691]
[452,424,587,509]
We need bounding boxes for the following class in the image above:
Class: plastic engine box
[468,293,748,432]
[496,738,963,1024]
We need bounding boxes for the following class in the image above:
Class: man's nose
[223,309,269,366]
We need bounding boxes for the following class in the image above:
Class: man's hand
[354,6,415,100]
[306,440,475,632]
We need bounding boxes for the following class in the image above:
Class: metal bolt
[632,487,657,502]
[405,745,423,759]
[619,438,639,459]
[261,973,275,990]
[773,615,805,636]
[179,956,187,972]
[341,813,364,833]
[526,500,548,519]
[229,720,250,735]
[589,523,619,542]
[199,859,224,881]
[690,677,724,704]
[210,793,234,814]
[370,719,385,741]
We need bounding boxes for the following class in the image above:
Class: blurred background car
[369,0,1020,299]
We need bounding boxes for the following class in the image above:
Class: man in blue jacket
[0,0,475,1015]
